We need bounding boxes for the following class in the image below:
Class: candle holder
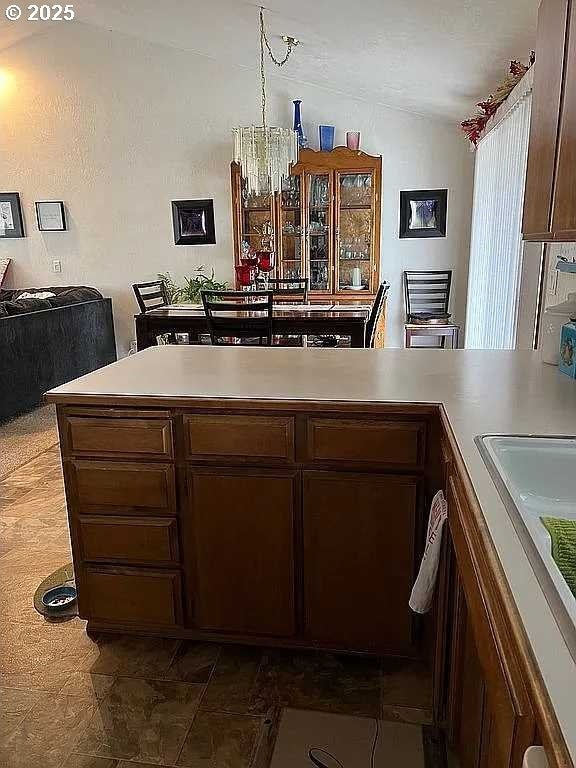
[256,250,275,289]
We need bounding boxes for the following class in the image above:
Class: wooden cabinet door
[449,573,486,768]
[188,467,297,638]
[552,0,576,238]
[302,471,419,653]
[447,473,535,768]
[522,0,569,239]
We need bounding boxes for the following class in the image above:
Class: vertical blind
[465,74,533,349]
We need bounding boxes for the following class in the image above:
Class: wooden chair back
[365,282,390,348]
[255,277,309,302]
[201,290,274,346]
[133,280,169,313]
[403,270,452,320]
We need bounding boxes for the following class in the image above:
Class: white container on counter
[522,746,548,768]
[540,293,576,365]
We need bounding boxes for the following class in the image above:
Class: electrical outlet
[52,259,62,274]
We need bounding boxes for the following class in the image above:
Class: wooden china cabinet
[231,147,382,301]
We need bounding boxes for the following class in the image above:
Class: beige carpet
[0,405,59,480]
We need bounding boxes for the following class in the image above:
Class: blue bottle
[293,100,307,148]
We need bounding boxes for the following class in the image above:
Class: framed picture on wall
[172,199,216,245]
[399,189,448,238]
[0,193,25,238]
[36,201,67,231]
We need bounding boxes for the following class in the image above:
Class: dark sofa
[0,286,117,422]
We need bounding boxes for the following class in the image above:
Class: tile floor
[0,447,437,768]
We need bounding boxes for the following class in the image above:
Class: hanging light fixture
[233,8,300,196]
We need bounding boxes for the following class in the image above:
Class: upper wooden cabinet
[552,0,576,238]
[231,147,382,300]
[523,0,573,240]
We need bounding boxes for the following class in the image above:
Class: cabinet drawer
[306,418,426,467]
[70,461,176,515]
[78,516,180,565]
[81,565,183,628]
[65,416,173,459]
[185,415,294,462]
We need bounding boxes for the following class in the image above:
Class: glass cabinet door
[306,172,332,293]
[240,182,276,264]
[278,174,303,280]
[336,172,374,293]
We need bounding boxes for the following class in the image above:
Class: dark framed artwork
[399,189,448,238]
[172,199,216,245]
[0,193,25,238]
[36,201,67,231]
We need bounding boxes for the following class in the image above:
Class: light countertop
[47,346,576,763]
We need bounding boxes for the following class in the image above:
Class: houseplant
[158,267,228,304]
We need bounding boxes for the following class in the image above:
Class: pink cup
[346,131,361,150]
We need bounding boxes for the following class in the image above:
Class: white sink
[478,435,576,662]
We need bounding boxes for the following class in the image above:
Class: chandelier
[233,8,300,196]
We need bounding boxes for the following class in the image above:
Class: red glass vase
[235,263,254,288]
[256,250,275,274]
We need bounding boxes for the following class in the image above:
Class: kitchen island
[46,346,576,768]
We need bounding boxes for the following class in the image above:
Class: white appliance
[540,293,576,365]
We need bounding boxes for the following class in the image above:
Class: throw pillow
[0,257,10,287]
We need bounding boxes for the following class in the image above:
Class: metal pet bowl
[41,585,77,613]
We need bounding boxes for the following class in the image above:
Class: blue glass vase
[292,100,307,148]
[319,125,335,152]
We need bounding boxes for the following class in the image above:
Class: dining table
[134,302,373,350]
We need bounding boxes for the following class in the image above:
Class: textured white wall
[0,23,473,353]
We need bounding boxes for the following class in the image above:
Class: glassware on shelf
[281,175,301,208]
[319,125,335,152]
[346,131,361,150]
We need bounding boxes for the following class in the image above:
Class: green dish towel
[540,517,576,598]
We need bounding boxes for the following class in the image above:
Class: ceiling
[0,0,539,120]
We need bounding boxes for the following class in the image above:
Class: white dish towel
[409,490,448,614]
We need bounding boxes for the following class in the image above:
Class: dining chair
[403,270,452,321]
[255,277,309,302]
[403,270,460,348]
[201,290,274,346]
[132,280,169,314]
[364,282,390,348]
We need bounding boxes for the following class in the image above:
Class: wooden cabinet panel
[306,418,425,467]
[82,566,183,628]
[78,516,179,565]
[552,0,576,237]
[302,471,418,652]
[185,415,294,462]
[447,473,534,768]
[188,468,297,637]
[70,460,176,515]
[65,416,173,459]
[523,0,569,238]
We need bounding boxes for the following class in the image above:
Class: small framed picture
[0,192,25,238]
[36,201,67,231]
[172,199,216,245]
[400,189,448,238]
